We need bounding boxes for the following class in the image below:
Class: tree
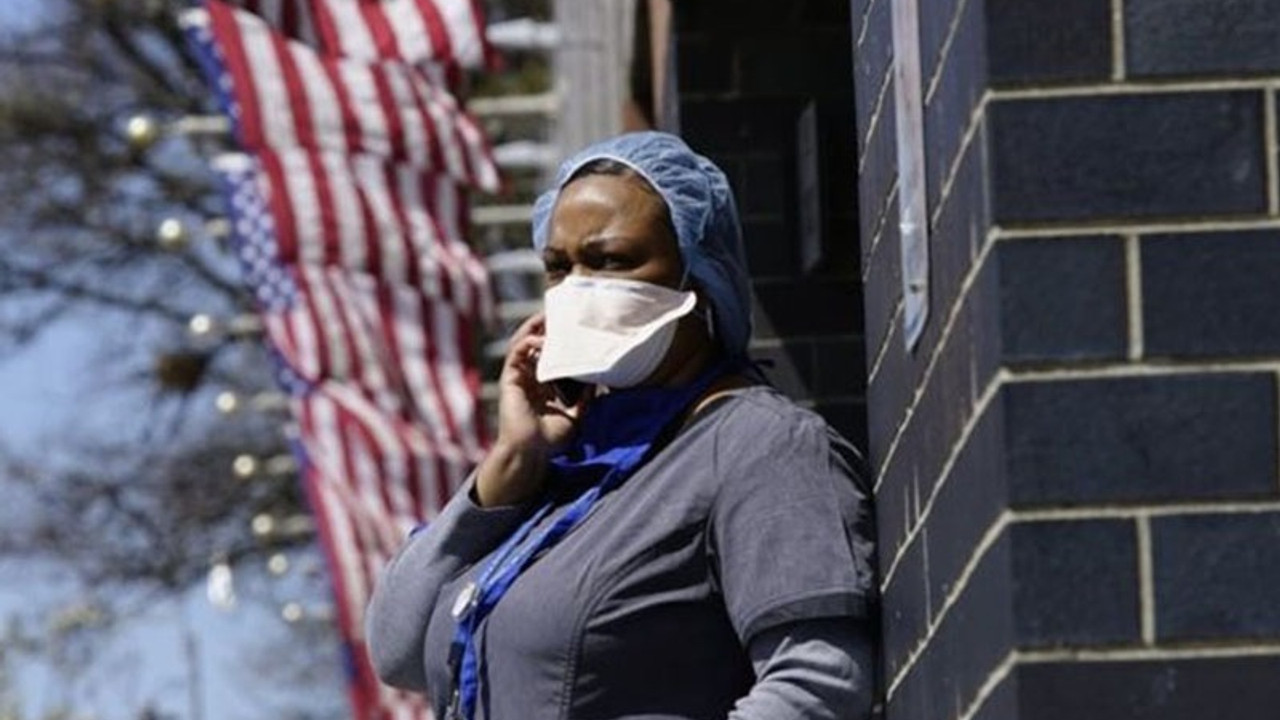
[0,0,555,716]
[0,1,334,716]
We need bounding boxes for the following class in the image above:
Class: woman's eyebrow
[579,235,633,250]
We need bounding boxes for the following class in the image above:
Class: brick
[924,401,1006,607]
[990,92,1267,224]
[743,218,799,279]
[1016,656,1280,720]
[676,35,737,95]
[818,100,859,217]
[861,215,902,359]
[881,534,930,678]
[854,0,893,138]
[918,0,964,84]
[813,336,868,397]
[749,339,815,402]
[903,381,949,499]
[885,624,940,720]
[1127,0,1280,78]
[858,91,897,247]
[985,0,1112,85]
[1004,374,1278,506]
[672,1,797,33]
[741,154,790,218]
[922,0,986,215]
[969,253,1003,391]
[738,29,854,98]
[970,674,1017,720]
[997,236,1128,363]
[1143,230,1280,358]
[796,0,851,25]
[874,436,915,556]
[824,212,862,277]
[680,97,807,154]
[866,321,913,468]
[752,277,864,338]
[930,313,975,450]
[930,531,1016,714]
[931,132,989,321]
[1153,512,1280,642]
[1011,519,1140,647]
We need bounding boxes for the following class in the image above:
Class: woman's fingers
[506,311,546,348]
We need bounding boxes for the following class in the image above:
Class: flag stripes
[192,2,501,192]
[195,1,502,713]
[223,0,494,70]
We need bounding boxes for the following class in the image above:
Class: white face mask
[536,275,698,388]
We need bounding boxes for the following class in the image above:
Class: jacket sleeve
[728,617,876,720]
[365,478,530,691]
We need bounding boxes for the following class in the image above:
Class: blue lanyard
[446,361,729,720]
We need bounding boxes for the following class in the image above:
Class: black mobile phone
[551,378,588,406]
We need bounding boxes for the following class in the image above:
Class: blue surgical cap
[531,131,754,359]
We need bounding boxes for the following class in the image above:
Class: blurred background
[0,1,657,718]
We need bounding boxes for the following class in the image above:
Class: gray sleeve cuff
[729,617,877,720]
[738,588,870,644]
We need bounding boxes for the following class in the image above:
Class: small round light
[215,391,239,414]
[188,314,215,337]
[281,602,303,623]
[156,218,186,250]
[125,114,160,150]
[267,553,290,576]
[232,454,258,479]
[251,513,274,538]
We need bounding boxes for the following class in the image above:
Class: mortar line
[1125,234,1144,361]
[1136,512,1156,645]
[955,653,1019,720]
[993,77,1280,101]
[1005,360,1280,382]
[995,215,1280,238]
[866,300,904,386]
[861,181,901,284]
[873,229,998,481]
[1111,0,1126,81]
[1019,643,1280,663]
[923,0,975,105]
[1013,501,1280,522]
[855,0,882,50]
[1267,88,1279,216]
[885,511,1012,698]
[858,67,896,175]
[878,371,1005,578]
[930,94,992,230]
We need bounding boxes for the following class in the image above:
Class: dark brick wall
[673,0,867,446]
[854,0,1280,718]
[679,0,1280,717]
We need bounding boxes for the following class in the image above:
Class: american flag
[188,2,499,718]
[223,0,496,71]
[189,1,501,192]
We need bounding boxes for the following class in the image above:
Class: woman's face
[542,172,682,288]
[542,171,714,386]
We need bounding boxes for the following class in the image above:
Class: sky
[0,3,345,718]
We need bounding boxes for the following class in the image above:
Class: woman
[366,132,877,720]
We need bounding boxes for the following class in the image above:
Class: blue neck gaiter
[447,358,731,720]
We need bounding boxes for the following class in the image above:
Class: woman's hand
[474,313,591,507]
